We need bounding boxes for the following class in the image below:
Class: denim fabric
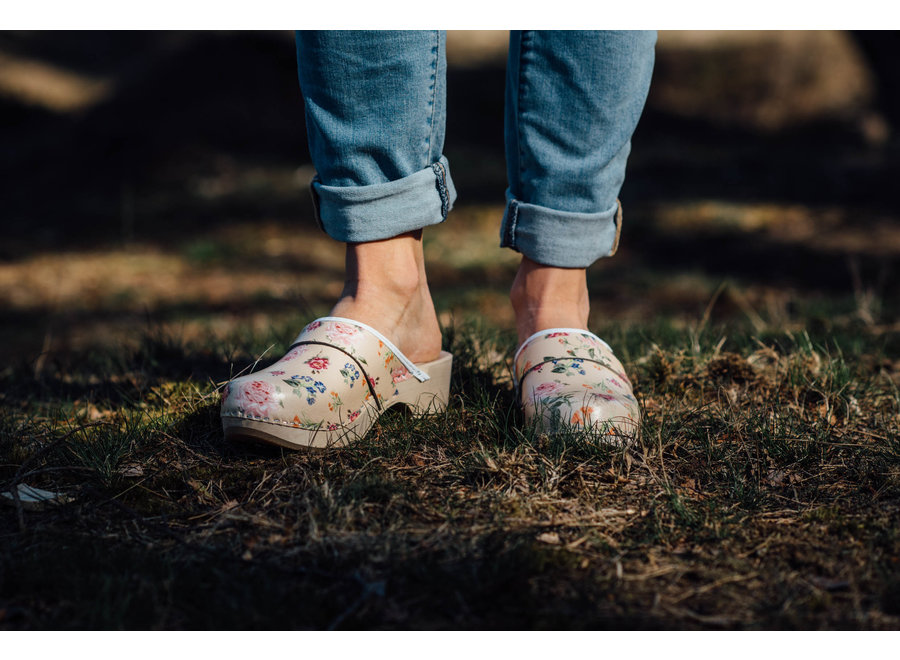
[296,30,455,243]
[295,30,654,265]
[502,31,655,267]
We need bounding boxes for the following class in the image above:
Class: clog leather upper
[221,319,415,432]
[514,330,640,438]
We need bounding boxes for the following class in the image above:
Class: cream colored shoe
[221,317,452,449]
[514,328,640,441]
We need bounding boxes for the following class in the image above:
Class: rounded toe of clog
[526,387,640,443]
[515,329,641,444]
[221,373,286,423]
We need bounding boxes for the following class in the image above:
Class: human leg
[221,31,456,448]
[503,30,656,436]
[504,29,656,340]
[297,30,455,364]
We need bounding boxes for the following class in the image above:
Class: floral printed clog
[221,317,453,449]
[514,328,640,441]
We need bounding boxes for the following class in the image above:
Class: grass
[2,310,899,630]
[2,29,899,630]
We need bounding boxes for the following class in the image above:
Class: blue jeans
[296,30,655,268]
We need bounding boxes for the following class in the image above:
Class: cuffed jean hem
[500,193,623,268]
[309,156,457,244]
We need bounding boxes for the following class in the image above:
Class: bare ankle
[343,231,425,299]
[511,256,590,344]
[329,231,441,363]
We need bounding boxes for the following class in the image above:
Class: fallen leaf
[1,483,72,510]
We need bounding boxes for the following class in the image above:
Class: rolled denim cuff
[310,156,456,243]
[500,193,623,268]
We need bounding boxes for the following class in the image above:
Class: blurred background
[1,30,898,371]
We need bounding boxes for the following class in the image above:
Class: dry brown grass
[2,310,899,629]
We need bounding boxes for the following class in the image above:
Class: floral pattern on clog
[221,319,406,433]
[225,379,282,419]
[514,331,640,440]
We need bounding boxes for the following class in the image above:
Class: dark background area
[1,30,899,365]
[2,31,898,241]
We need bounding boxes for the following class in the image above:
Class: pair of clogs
[220,318,638,449]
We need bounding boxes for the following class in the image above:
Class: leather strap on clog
[287,338,383,411]
[286,317,431,412]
